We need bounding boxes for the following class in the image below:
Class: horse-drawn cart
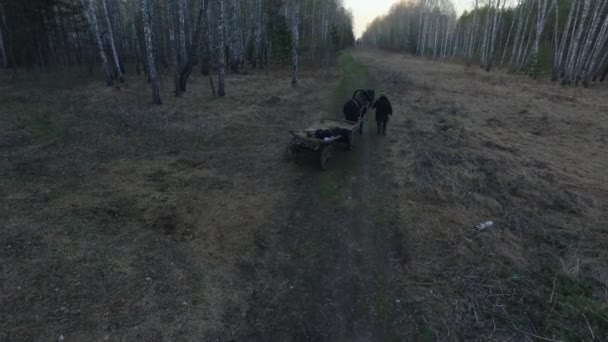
[287,89,374,170]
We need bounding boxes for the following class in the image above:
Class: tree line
[0,0,355,103]
[362,0,608,86]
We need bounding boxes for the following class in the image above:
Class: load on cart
[287,89,375,170]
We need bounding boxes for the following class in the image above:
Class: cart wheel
[285,144,298,162]
[319,145,333,170]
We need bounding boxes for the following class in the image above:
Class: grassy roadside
[1,65,345,341]
[355,48,608,341]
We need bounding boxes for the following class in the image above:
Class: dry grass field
[1,48,607,341]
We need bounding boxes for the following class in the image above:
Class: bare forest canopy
[0,0,356,102]
[362,0,608,86]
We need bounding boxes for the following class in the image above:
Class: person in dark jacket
[372,93,393,136]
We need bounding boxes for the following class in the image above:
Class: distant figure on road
[372,93,393,136]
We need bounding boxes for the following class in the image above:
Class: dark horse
[343,89,375,123]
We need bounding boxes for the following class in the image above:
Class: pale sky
[344,0,473,38]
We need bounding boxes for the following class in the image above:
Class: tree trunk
[416,0,425,55]
[129,0,142,75]
[201,0,211,75]
[553,0,574,81]
[168,0,181,96]
[0,18,6,68]
[81,0,113,86]
[110,0,126,73]
[433,15,439,58]
[421,13,428,57]
[480,0,493,67]
[563,0,581,80]
[101,0,124,81]
[518,11,536,71]
[291,0,300,86]
[574,0,607,83]
[443,16,450,58]
[141,0,162,104]
[216,0,226,97]
[467,0,479,66]
[178,0,187,68]
[179,0,206,92]
[53,5,71,65]
[566,0,590,84]
[485,0,501,71]
[228,0,240,72]
[252,0,262,68]
[514,0,533,71]
[509,0,525,67]
[500,0,519,68]
[582,2,608,86]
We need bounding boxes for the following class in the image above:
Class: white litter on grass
[474,221,494,232]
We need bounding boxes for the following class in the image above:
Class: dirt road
[238,53,409,341]
[247,48,608,340]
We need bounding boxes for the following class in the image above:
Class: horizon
[344,0,475,38]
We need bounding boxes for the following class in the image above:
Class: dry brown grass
[356,48,608,340]
[0,65,339,341]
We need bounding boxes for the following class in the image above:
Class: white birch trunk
[501,0,519,68]
[566,0,590,83]
[81,0,113,86]
[177,0,187,68]
[575,0,607,82]
[101,0,124,81]
[140,0,162,104]
[168,0,180,96]
[216,0,226,97]
[467,0,479,66]
[583,14,608,85]
[129,0,142,75]
[553,0,574,80]
[0,19,6,68]
[485,0,501,71]
[291,0,300,86]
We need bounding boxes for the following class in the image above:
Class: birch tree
[565,0,590,84]
[101,0,125,81]
[179,0,206,91]
[467,0,479,66]
[168,0,180,96]
[574,0,607,83]
[129,0,142,75]
[252,0,262,68]
[553,0,576,80]
[529,0,555,78]
[141,0,162,104]
[583,5,608,85]
[291,0,300,86]
[0,13,6,68]
[81,0,113,86]
[485,0,501,71]
[216,0,226,97]
[200,0,211,75]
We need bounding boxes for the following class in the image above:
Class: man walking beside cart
[373,93,393,136]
